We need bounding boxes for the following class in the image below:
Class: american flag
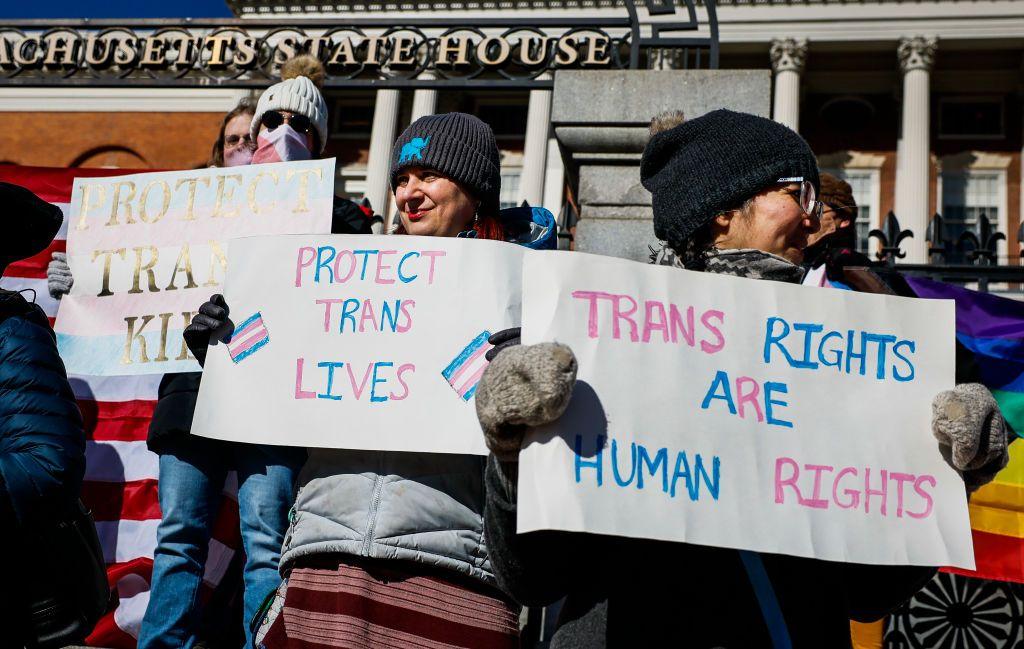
[0,165,242,647]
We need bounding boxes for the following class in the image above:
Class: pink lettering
[375,250,397,284]
[389,363,416,400]
[890,472,916,518]
[700,310,726,354]
[908,475,936,519]
[833,467,860,509]
[295,246,315,287]
[315,298,343,332]
[735,376,764,423]
[346,363,374,400]
[294,357,316,399]
[421,250,446,284]
[774,457,802,504]
[803,464,833,509]
[642,301,669,343]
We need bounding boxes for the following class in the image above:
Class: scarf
[653,244,806,284]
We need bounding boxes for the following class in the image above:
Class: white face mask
[224,145,254,167]
[252,123,313,164]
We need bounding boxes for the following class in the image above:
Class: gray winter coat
[279,448,495,584]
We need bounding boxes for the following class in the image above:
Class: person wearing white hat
[250,55,329,164]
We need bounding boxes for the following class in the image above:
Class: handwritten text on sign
[54,159,334,375]
[517,251,974,568]
[191,234,525,454]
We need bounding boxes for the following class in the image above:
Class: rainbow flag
[906,276,1024,584]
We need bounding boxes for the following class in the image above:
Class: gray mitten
[47,251,73,299]
[932,383,1010,492]
[476,342,578,461]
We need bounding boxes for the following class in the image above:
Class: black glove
[183,294,233,367]
[485,327,521,362]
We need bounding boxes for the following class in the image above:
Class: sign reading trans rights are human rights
[54,160,334,376]
[517,251,975,569]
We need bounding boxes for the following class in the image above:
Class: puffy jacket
[0,289,84,528]
[280,206,558,585]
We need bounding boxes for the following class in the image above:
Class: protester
[211,97,258,168]
[186,112,555,648]
[1,182,106,646]
[472,109,1011,647]
[135,95,308,649]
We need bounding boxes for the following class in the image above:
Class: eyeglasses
[260,110,313,135]
[781,179,823,221]
[224,133,253,148]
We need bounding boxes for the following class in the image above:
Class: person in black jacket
[0,181,96,646]
[473,110,1010,648]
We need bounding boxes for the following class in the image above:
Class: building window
[821,167,876,253]
[938,97,1004,140]
[500,168,522,209]
[941,170,1002,248]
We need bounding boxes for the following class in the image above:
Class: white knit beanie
[250,75,329,153]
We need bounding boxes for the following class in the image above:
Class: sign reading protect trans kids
[54,160,334,376]
[517,251,975,569]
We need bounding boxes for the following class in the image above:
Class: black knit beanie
[390,112,501,215]
[640,109,819,251]
[0,182,63,274]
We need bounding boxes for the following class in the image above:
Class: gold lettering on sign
[165,244,198,291]
[92,248,126,297]
[77,183,107,231]
[122,314,156,364]
[204,35,233,68]
[328,37,358,67]
[204,241,228,287]
[287,168,323,214]
[139,37,167,68]
[476,36,511,67]
[114,38,137,66]
[14,37,43,66]
[84,36,114,67]
[153,311,176,362]
[390,35,418,68]
[129,246,159,294]
[177,311,197,360]
[107,181,137,226]
[362,36,387,67]
[518,37,550,67]
[247,171,279,215]
[555,36,579,66]
[43,35,77,67]
[213,174,243,218]
[582,36,611,66]
[0,38,15,69]
[139,180,172,223]
[234,36,257,67]
[175,176,211,221]
[436,37,471,67]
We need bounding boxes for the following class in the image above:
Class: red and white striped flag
[0,165,242,648]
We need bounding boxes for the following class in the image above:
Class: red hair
[473,213,506,241]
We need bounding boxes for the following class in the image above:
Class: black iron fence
[869,211,1024,293]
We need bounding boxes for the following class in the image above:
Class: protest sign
[191,234,525,454]
[517,251,975,569]
[54,159,335,375]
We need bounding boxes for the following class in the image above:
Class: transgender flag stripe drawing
[443,330,493,401]
[228,312,270,363]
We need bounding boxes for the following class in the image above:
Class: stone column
[518,83,553,207]
[364,89,401,232]
[769,38,807,131]
[410,71,437,123]
[542,132,565,215]
[894,36,937,263]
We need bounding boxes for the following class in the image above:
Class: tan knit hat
[251,56,329,153]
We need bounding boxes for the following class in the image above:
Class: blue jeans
[138,439,305,649]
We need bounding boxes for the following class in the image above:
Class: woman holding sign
[475,109,1011,648]
[188,112,555,648]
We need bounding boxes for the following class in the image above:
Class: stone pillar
[364,89,401,232]
[552,70,771,261]
[519,84,553,206]
[410,71,437,123]
[770,38,807,131]
[894,36,937,263]
[542,132,565,215]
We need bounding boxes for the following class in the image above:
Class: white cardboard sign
[517,250,975,569]
[55,159,335,376]
[191,234,526,455]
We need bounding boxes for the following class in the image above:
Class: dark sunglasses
[260,110,313,135]
[224,133,253,148]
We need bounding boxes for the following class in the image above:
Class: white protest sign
[191,234,526,454]
[517,250,975,569]
[54,159,335,375]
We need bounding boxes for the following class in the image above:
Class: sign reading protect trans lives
[516,251,975,569]
[191,234,526,454]
[54,159,334,375]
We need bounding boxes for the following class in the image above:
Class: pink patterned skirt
[255,556,520,649]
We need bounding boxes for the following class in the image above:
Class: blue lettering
[765,381,793,428]
[339,298,360,333]
[844,329,867,375]
[315,246,336,283]
[611,439,638,487]
[380,299,400,332]
[369,361,392,403]
[791,322,823,369]
[892,340,916,382]
[864,333,898,380]
[316,361,344,400]
[763,317,797,366]
[574,434,605,486]
[353,249,379,281]
[701,370,736,414]
[637,444,668,492]
[692,454,721,501]
[397,251,419,283]
[817,330,844,369]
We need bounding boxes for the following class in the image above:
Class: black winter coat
[0,289,84,528]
